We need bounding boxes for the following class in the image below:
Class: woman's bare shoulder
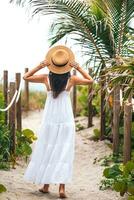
[70,74,93,85]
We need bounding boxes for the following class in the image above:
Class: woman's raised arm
[23,60,50,83]
[69,62,94,85]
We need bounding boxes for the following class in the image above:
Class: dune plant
[101,161,134,200]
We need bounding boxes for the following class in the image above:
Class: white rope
[16,78,23,103]
[0,78,22,112]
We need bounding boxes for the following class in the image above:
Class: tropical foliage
[0,91,37,169]
[76,83,101,117]
[102,57,134,101]
[0,184,7,193]
[101,161,134,199]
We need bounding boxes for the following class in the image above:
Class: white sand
[0,111,127,200]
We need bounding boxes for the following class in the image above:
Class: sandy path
[0,110,127,200]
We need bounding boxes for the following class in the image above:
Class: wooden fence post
[16,73,22,131]
[112,86,120,155]
[24,68,29,111]
[87,68,93,127]
[123,94,132,164]
[3,70,8,125]
[9,82,16,167]
[72,69,77,117]
[100,73,106,140]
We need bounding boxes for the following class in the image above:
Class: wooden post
[9,82,16,167]
[87,68,93,127]
[16,73,22,131]
[112,86,120,155]
[100,72,106,140]
[3,70,8,124]
[72,69,77,117]
[24,68,29,111]
[123,94,132,164]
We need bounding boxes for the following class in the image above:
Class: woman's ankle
[44,184,49,188]
[59,184,65,191]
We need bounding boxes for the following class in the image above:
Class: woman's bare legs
[59,184,67,198]
[39,184,50,193]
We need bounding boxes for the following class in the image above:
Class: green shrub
[0,89,37,168]
[98,154,123,167]
[0,122,10,164]
[76,85,88,116]
[101,161,134,199]
[16,129,37,159]
[76,83,101,117]
[0,184,7,193]
[0,91,5,123]
[76,123,85,131]
[93,128,100,140]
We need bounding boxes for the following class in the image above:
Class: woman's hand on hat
[69,61,80,70]
[39,60,50,68]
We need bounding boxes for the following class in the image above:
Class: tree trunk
[16,73,22,132]
[112,86,120,155]
[123,94,132,164]
[100,73,106,140]
[87,68,93,127]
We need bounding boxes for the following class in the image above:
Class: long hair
[48,71,71,98]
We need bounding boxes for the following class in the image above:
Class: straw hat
[45,45,75,74]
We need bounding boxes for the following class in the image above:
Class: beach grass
[21,90,47,111]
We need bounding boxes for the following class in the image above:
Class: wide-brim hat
[45,45,75,74]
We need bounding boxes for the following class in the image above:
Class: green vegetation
[16,129,37,160]
[0,184,7,193]
[0,91,37,170]
[98,154,123,167]
[76,83,101,117]
[21,90,47,111]
[100,161,134,199]
[91,128,101,141]
[75,123,85,132]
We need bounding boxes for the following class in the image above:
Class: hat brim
[45,45,75,74]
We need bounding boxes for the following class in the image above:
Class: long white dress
[23,77,76,184]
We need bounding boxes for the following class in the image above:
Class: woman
[23,45,93,198]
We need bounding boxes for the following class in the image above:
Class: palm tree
[105,57,134,100]
[10,0,134,154]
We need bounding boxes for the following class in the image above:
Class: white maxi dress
[23,77,76,184]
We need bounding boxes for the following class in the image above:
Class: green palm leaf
[10,0,134,75]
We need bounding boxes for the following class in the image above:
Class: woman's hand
[39,60,50,69]
[69,61,80,70]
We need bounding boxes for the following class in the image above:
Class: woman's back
[42,76,74,124]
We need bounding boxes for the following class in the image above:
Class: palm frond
[102,57,134,99]
[10,0,134,71]
[106,0,134,56]
[28,0,112,75]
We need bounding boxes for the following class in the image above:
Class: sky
[0,0,85,90]
[0,1,52,89]
[0,1,134,91]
